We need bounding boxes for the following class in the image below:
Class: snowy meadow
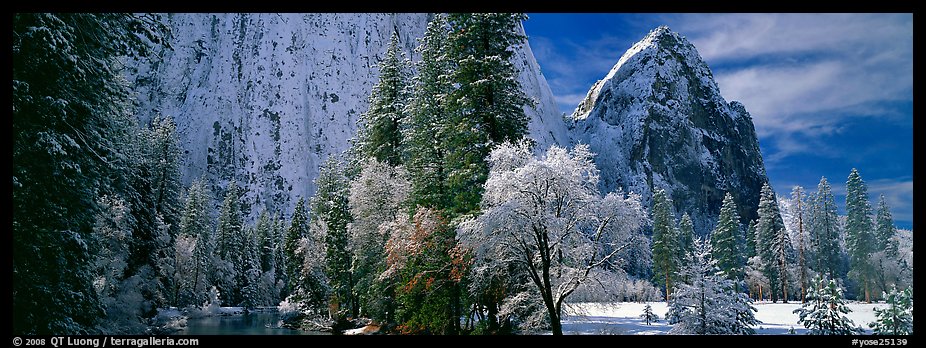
[562,302,886,335]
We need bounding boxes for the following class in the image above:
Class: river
[180,311,328,335]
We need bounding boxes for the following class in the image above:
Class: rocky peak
[569,26,768,234]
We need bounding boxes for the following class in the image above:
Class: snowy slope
[569,26,769,233]
[129,13,568,219]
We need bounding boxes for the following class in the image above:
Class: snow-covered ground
[562,301,887,335]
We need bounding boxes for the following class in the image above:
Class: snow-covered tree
[871,195,905,295]
[640,304,659,325]
[287,225,330,322]
[793,276,863,335]
[213,181,245,305]
[666,238,758,335]
[845,168,875,302]
[677,213,695,269]
[744,256,770,301]
[755,183,791,302]
[382,207,459,334]
[745,219,758,259]
[355,32,410,166]
[240,226,262,310]
[404,13,454,212]
[809,177,842,281]
[459,142,646,335]
[13,13,168,334]
[177,178,214,303]
[870,285,913,335]
[711,193,743,289]
[311,158,355,317]
[283,197,309,296]
[348,159,410,322]
[788,186,811,302]
[651,188,680,301]
[443,13,532,217]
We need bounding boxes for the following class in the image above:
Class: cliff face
[129,13,568,218]
[569,26,768,233]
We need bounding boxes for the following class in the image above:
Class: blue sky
[523,13,913,229]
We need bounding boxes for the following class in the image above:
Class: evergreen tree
[284,198,309,296]
[355,32,410,166]
[875,195,899,256]
[745,219,758,259]
[443,13,531,217]
[241,226,262,310]
[310,158,355,317]
[790,186,810,302]
[667,239,758,335]
[711,193,743,289]
[870,285,913,335]
[13,13,167,334]
[793,277,863,335]
[178,178,214,306]
[845,169,875,302]
[214,181,244,305]
[651,188,680,301]
[809,177,842,281]
[755,183,791,302]
[872,195,902,295]
[677,213,695,267]
[640,304,659,325]
[405,13,454,212]
[143,116,183,236]
[255,212,276,276]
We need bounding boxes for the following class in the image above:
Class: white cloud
[867,178,913,224]
[665,13,913,162]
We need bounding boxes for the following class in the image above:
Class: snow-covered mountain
[129,13,568,218]
[569,26,769,233]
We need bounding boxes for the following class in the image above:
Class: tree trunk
[665,271,671,302]
[759,284,763,302]
[865,282,871,304]
[550,310,563,335]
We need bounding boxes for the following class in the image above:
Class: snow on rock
[129,13,568,219]
[569,26,769,233]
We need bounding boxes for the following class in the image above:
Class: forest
[12,13,912,336]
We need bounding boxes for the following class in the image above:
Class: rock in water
[569,26,769,233]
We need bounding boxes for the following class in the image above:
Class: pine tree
[711,193,743,289]
[870,285,913,335]
[640,304,659,325]
[214,180,244,305]
[809,177,842,281]
[13,13,167,334]
[793,276,863,335]
[845,169,875,302]
[443,13,531,217]
[355,32,410,166]
[310,158,355,317]
[404,13,453,212]
[284,198,309,296]
[875,195,899,256]
[677,213,695,268]
[241,226,262,310]
[745,219,758,259]
[790,186,810,302]
[178,178,213,306]
[872,195,902,296]
[651,188,680,301]
[755,183,791,302]
[667,239,758,335]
